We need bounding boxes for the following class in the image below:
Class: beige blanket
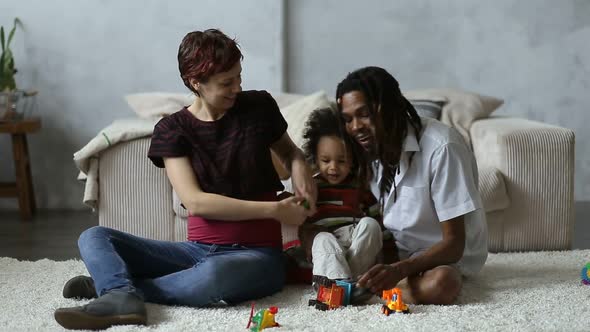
[73,118,158,209]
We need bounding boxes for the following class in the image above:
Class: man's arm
[270,132,317,213]
[357,215,465,292]
[399,215,465,276]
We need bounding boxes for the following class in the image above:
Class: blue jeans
[77,226,285,307]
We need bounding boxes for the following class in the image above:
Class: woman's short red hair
[178,29,243,94]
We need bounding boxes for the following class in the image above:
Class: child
[284,108,385,300]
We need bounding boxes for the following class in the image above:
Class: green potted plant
[0,18,22,91]
[0,17,25,121]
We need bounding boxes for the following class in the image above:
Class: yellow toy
[381,288,410,315]
[247,302,280,331]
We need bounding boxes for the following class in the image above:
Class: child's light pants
[311,217,383,280]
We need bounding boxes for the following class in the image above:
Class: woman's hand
[270,132,317,214]
[290,159,317,215]
[274,196,309,226]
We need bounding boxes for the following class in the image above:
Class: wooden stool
[0,117,41,220]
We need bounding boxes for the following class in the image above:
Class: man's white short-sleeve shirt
[372,117,488,276]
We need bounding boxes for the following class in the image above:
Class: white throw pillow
[409,99,446,120]
[280,91,332,148]
[271,92,305,109]
[403,88,503,145]
[125,92,194,119]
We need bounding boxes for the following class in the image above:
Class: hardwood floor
[574,201,590,250]
[0,203,589,261]
[0,209,97,261]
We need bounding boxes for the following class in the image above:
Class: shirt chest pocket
[389,186,429,230]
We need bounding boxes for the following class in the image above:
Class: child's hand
[275,196,308,226]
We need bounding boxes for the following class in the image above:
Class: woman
[54,29,317,330]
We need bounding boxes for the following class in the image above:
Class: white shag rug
[1,250,589,332]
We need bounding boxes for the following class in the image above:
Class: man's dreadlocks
[335,66,423,209]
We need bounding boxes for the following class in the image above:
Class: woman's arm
[270,132,317,213]
[271,150,291,180]
[164,156,308,225]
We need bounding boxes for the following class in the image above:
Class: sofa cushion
[127,91,308,119]
[279,91,332,149]
[272,92,306,109]
[125,92,194,119]
[478,166,510,213]
[403,88,503,145]
[410,99,445,120]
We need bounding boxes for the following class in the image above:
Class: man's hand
[358,217,465,293]
[356,263,405,293]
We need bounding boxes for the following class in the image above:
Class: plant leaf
[0,49,14,75]
[0,27,5,52]
[1,49,13,72]
[6,17,21,47]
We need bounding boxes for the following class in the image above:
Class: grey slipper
[54,291,147,330]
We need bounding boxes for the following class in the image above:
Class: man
[336,66,487,305]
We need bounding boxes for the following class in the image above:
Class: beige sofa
[92,92,575,253]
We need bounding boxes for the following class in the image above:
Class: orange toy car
[308,276,354,310]
[381,288,410,315]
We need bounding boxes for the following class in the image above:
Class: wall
[0,0,284,209]
[286,0,590,200]
[1,0,589,210]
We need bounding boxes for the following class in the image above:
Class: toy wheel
[315,302,329,311]
[312,275,334,287]
[308,299,318,306]
[381,305,391,316]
